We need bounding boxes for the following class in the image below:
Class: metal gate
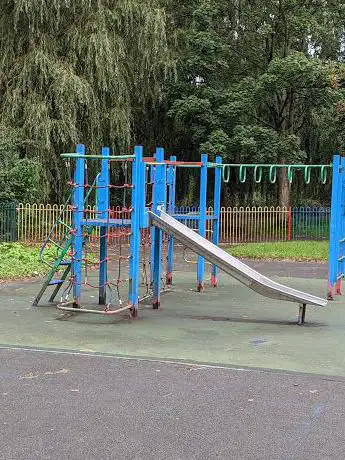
[0,202,17,242]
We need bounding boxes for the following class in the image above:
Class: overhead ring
[239,165,247,183]
[319,166,328,184]
[304,166,312,184]
[268,165,277,183]
[254,165,263,183]
[222,165,231,183]
[287,165,294,184]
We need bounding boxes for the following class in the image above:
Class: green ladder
[33,175,100,307]
[32,214,74,307]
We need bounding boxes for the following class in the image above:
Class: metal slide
[150,210,327,308]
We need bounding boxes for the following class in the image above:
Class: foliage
[0,0,172,200]
[0,243,53,279]
[228,240,328,262]
[165,0,345,205]
[0,242,107,280]
[2,1,345,206]
[0,125,42,203]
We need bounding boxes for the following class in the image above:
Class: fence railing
[0,203,331,245]
[220,206,289,243]
[0,202,17,243]
[291,207,330,240]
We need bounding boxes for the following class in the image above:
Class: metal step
[59,260,71,266]
[57,220,72,230]
[48,238,64,250]
[48,279,65,286]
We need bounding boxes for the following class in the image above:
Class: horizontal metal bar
[56,303,132,315]
[48,238,64,250]
[218,163,332,168]
[145,161,202,168]
[81,219,131,227]
[173,214,215,221]
[61,153,135,160]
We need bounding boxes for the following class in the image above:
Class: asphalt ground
[1,347,345,460]
[1,260,344,459]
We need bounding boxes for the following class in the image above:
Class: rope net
[59,157,170,314]
[60,158,134,313]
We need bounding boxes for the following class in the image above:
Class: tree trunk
[278,166,291,209]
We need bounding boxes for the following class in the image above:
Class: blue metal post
[150,153,157,283]
[128,146,143,315]
[98,146,110,305]
[339,156,345,294]
[197,153,208,292]
[166,155,176,285]
[139,152,147,228]
[211,156,222,287]
[328,154,341,299]
[152,147,166,308]
[72,144,85,307]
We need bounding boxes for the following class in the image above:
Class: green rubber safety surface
[1,269,343,377]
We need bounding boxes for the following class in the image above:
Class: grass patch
[227,240,328,261]
[0,243,52,280]
[0,240,329,281]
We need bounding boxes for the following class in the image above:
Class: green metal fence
[0,202,18,242]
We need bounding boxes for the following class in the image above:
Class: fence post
[287,207,292,241]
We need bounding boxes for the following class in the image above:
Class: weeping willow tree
[0,0,172,200]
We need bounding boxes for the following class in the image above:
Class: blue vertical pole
[139,153,147,228]
[211,156,222,287]
[166,155,176,285]
[98,146,110,305]
[150,154,157,283]
[128,146,143,316]
[328,154,341,299]
[197,153,208,292]
[152,147,166,308]
[72,144,85,307]
[339,157,345,294]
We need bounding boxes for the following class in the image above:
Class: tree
[166,0,345,206]
[0,125,41,203]
[0,0,171,200]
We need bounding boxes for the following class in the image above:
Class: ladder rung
[48,239,64,250]
[339,238,345,243]
[59,260,71,266]
[338,256,345,262]
[57,220,72,230]
[48,279,65,286]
